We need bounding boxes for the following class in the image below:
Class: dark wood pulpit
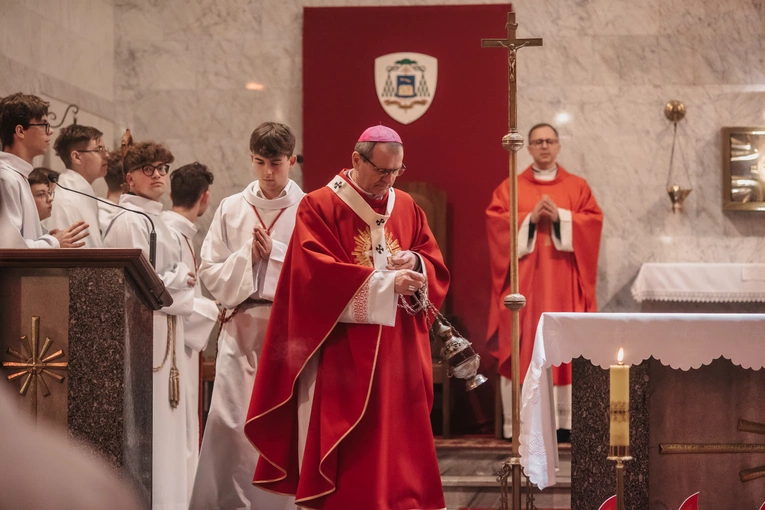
[0,249,170,507]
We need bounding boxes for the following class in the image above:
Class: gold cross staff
[660,419,765,482]
[481,11,542,510]
[2,316,68,418]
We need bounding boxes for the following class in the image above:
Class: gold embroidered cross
[659,419,765,482]
[2,316,68,402]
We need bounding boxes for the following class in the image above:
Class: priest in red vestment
[486,123,603,440]
[245,125,450,510]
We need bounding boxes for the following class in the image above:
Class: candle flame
[617,348,624,364]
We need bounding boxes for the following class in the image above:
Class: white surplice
[189,179,304,510]
[161,210,218,497]
[98,200,122,237]
[0,151,58,248]
[42,168,103,247]
[103,194,195,510]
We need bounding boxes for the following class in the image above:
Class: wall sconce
[665,100,692,213]
[48,104,79,129]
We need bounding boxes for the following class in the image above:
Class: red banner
[304,4,514,431]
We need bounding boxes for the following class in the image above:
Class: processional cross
[480,12,542,510]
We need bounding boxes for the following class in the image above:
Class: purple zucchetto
[357,125,402,144]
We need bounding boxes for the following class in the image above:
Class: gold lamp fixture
[664,100,692,213]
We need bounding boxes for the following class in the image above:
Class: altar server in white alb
[160,162,219,496]
[103,140,196,510]
[0,92,88,249]
[44,124,108,246]
[189,122,304,510]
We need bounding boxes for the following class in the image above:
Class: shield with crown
[375,52,438,125]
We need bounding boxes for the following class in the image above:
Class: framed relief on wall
[722,127,765,211]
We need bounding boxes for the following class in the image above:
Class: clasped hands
[530,194,559,224]
[251,225,273,262]
[389,251,424,296]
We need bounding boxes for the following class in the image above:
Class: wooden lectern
[0,249,171,507]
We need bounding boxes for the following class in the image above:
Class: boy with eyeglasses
[0,92,88,248]
[28,167,58,222]
[486,122,603,444]
[45,124,109,247]
[103,140,196,510]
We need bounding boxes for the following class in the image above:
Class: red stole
[485,166,603,384]
[245,170,450,508]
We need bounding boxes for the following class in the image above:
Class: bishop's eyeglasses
[359,153,407,177]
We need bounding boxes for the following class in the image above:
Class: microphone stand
[48,175,157,268]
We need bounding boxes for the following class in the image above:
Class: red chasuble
[245,171,450,510]
[485,166,602,385]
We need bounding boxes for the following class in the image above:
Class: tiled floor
[437,437,571,510]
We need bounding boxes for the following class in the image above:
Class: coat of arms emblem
[374,52,438,125]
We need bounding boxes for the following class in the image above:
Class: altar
[631,262,765,312]
[520,312,765,509]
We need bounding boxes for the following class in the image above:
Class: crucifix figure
[481,12,542,127]
[481,11,542,510]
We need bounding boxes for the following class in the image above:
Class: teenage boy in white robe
[189,122,304,510]
[103,141,195,510]
[44,124,108,247]
[0,92,87,249]
[160,162,218,496]
[28,168,56,222]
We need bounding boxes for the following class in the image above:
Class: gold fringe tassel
[154,315,180,409]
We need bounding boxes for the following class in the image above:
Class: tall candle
[609,348,630,457]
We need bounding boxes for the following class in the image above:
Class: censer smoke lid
[431,320,452,338]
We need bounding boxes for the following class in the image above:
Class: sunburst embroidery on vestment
[352,227,402,267]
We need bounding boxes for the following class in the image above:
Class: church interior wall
[0,0,116,197]
[512,0,765,312]
[2,0,765,316]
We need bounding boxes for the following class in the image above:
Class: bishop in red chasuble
[245,126,450,510]
[486,124,603,438]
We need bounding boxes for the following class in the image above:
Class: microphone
[47,174,157,268]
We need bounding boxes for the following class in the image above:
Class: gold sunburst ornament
[2,316,68,397]
[352,227,401,267]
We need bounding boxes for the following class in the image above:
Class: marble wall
[0,1,115,103]
[111,0,765,310]
[0,0,115,190]
[510,0,765,311]
[3,0,765,311]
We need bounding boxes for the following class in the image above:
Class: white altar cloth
[519,312,765,489]
[631,263,765,303]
